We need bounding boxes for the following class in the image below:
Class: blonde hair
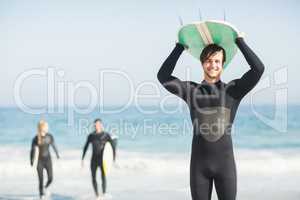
[37,120,49,145]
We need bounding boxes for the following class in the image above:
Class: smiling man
[157,36,265,200]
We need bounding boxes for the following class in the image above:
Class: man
[157,35,264,200]
[82,119,116,199]
[30,120,60,200]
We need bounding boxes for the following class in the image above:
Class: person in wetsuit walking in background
[82,118,115,199]
[30,120,60,200]
[157,34,264,200]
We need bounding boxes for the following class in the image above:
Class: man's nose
[212,64,220,70]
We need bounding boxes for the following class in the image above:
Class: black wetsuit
[157,38,264,200]
[82,131,115,196]
[30,134,60,197]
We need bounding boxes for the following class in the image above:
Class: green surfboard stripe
[178,21,239,69]
[205,22,238,68]
[178,24,206,59]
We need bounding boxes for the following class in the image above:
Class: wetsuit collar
[201,79,222,86]
[95,130,104,134]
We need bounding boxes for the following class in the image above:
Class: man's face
[40,124,48,136]
[95,121,103,133]
[202,51,224,79]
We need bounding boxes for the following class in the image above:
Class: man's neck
[203,75,221,84]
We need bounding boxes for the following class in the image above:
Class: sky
[0,0,299,107]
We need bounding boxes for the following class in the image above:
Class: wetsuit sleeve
[82,134,91,160]
[157,43,190,99]
[230,37,265,99]
[30,137,37,166]
[50,135,60,159]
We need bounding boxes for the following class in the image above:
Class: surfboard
[102,136,117,176]
[178,20,239,68]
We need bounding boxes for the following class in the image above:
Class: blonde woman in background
[30,120,60,200]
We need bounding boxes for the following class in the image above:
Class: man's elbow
[157,71,164,84]
[255,62,265,76]
[258,63,265,75]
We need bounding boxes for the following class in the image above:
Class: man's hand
[180,43,189,50]
[237,31,246,39]
[175,40,188,50]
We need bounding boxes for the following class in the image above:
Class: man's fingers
[238,31,246,38]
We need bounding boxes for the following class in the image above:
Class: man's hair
[94,118,102,123]
[200,44,226,64]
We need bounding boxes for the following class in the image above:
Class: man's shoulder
[103,132,111,137]
[88,132,96,137]
[183,81,199,88]
[32,135,38,142]
[224,79,239,89]
[46,133,55,141]
[47,133,53,137]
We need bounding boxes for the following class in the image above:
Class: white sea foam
[0,146,299,199]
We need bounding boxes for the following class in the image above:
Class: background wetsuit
[82,131,115,196]
[30,134,60,197]
[157,38,264,200]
